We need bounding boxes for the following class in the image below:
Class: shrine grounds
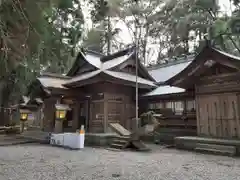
[0,144,240,180]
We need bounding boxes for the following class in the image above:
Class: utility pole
[134,0,139,129]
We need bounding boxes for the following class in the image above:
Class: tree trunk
[142,24,149,64]
[107,16,111,55]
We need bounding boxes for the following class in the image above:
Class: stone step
[131,140,151,152]
[116,135,130,140]
[195,143,236,156]
[110,143,124,149]
[106,147,122,152]
[112,139,128,145]
[109,123,131,136]
[19,130,50,143]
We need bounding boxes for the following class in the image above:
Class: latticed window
[156,103,164,109]
[174,101,184,115]
[148,103,156,109]
[148,102,163,110]
[186,100,196,112]
[166,101,184,115]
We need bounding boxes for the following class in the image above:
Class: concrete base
[85,133,118,147]
[175,136,240,156]
[141,128,197,144]
[0,135,35,146]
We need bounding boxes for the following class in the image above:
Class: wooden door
[219,93,239,138]
[207,95,218,137]
[197,93,239,138]
[197,95,213,136]
[107,100,124,132]
[89,100,104,133]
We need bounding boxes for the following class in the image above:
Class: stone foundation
[141,128,197,144]
[85,133,117,147]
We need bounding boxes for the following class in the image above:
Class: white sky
[219,0,232,15]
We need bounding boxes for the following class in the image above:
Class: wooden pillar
[72,102,79,131]
[104,93,108,133]
[54,120,63,133]
[195,95,201,136]
[40,107,44,130]
[236,94,240,138]
[43,98,56,132]
[85,100,89,132]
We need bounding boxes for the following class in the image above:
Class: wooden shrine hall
[27,42,240,143]
[141,42,240,142]
[166,44,240,139]
[27,47,157,133]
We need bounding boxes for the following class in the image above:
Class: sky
[219,0,232,15]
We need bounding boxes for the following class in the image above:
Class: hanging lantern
[55,110,67,120]
[19,109,30,121]
[55,104,70,121]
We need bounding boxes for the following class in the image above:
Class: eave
[165,45,240,88]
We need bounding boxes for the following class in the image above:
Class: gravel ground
[0,144,240,180]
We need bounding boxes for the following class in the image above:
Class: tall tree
[0,0,85,124]
[88,0,122,54]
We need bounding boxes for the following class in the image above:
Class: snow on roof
[65,70,101,85]
[83,52,102,69]
[212,47,240,61]
[102,51,134,70]
[144,85,185,96]
[104,70,156,87]
[37,77,68,89]
[63,69,156,88]
[38,47,156,90]
[148,59,193,82]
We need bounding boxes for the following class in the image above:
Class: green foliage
[90,0,109,22]
[0,0,84,110]
[83,28,104,52]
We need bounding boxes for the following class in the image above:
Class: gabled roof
[64,70,156,88]
[66,70,102,85]
[143,55,194,97]
[148,55,194,83]
[37,76,68,89]
[83,51,102,69]
[102,51,135,70]
[166,44,240,88]
[144,85,185,96]
[32,47,156,91]
[67,51,101,76]
[40,72,70,79]
[104,70,156,87]
[66,46,155,81]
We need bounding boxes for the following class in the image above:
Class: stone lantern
[19,109,30,133]
[54,104,70,133]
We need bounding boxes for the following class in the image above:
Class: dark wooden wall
[82,82,136,133]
